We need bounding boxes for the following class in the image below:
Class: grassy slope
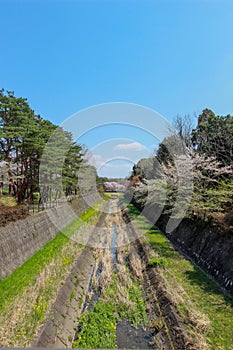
[127,203,233,350]
[0,203,101,347]
[0,205,100,311]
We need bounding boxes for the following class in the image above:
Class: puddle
[111,223,118,270]
[109,204,112,214]
[80,202,118,312]
[116,319,154,349]
[82,262,102,312]
[109,202,118,270]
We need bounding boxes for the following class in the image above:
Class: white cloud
[88,154,107,167]
[114,142,145,151]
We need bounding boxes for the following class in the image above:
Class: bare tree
[173,114,194,146]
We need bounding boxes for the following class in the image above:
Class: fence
[27,195,77,214]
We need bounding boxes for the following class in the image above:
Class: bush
[33,192,40,201]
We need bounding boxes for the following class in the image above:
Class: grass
[0,240,81,347]
[148,257,168,268]
[126,202,233,350]
[0,205,100,310]
[0,202,102,347]
[0,233,69,311]
[0,196,17,207]
[73,266,147,348]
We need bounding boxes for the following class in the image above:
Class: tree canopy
[0,89,86,204]
[126,108,233,228]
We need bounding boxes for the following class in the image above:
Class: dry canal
[33,198,189,349]
[1,197,232,349]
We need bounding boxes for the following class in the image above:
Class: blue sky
[1,0,233,177]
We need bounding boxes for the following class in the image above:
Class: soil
[0,205,28,227]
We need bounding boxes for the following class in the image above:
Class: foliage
[127,108,233,222]
[0,89,86,204]
[191,108,233,165]
[73,301,117,348]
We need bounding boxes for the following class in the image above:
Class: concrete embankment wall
[0,201,85,279]
[132,201,233,296]
[162,217,233,296]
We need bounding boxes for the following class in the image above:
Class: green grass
[0,204,101,313]
[0,201,102,347]
[102,192,123,200]
[73,270,147,349]
[0,233,68,311]
[148,257,168,268]
[126,202,233,350]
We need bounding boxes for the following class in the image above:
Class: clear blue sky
[1,0,233,177]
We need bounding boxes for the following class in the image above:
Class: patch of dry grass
[157,270,211,349]
[0,196,17,207]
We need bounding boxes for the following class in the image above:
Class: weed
[73,268,148,348]
[70,290,75,301]
[78,296,83,307]
[148,257,168,268]
[151,317,164,332]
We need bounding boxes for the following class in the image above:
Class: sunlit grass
[0,203,102,347]
[0,205,100,310]
[73,270,147,349]
[126,202,233,350]
[0,196,17,207]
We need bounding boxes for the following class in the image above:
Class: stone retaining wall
[0,203,76,279]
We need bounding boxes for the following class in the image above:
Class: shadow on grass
[127,204,141,218]
[146,228,182,260]
[184,267,233,307]
[126,202,233,310]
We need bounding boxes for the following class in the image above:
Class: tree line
[0,89,87,204]
[127,109,233,226]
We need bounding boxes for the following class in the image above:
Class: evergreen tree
[0,89,86,204]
